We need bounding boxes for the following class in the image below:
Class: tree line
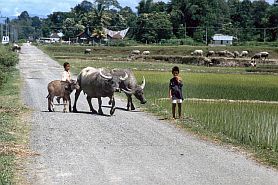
[7,0,278,44]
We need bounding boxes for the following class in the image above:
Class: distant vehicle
[2,36,9,45]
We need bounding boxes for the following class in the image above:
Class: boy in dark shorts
[169,66,183,119]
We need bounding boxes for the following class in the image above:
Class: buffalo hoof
[91,109,98,114]
[73,107,78,113]
[131,107,135,111]
[108,100,112,105]
[98,110,104,115]
[110,108,115,115]
[48,109,53,112]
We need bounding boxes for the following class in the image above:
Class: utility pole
[184,22,186,38]
[205,27,208,45]
[0,11,7,43]
[263,28,266,42]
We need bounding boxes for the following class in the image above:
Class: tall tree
[266,5,278,41]
[135,12,172,43]
[72,0,94,15]
[94,0,121,9]
[137,0,154,14]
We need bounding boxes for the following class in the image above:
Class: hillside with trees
[7,0,278,44]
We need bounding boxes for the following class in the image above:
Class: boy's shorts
[172,99,183,104]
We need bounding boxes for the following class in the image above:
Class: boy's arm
[169,82,172,98]
[169,89,172,98]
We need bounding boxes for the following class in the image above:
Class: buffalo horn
[140,76,145,89]
[99,68,112,79]
[121,88,133,95]
[120,72,128,81]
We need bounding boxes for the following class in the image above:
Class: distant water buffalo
[111,69,147,110]
[191,50,203,56]
[73,67,128,115]
[260,51,269,60]
[251,51,269,62]
[240,50,249,57]
[206,50,215,57]
[84,48,91,54]
[12,44,21,53]
[233,51,240,58]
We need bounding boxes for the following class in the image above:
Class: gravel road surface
[19,44,278,185]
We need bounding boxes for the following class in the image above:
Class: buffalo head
[122,76,147,104]
[64,80,80,92]
[100,68,128,92]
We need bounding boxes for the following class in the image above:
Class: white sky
[0,0,274,17]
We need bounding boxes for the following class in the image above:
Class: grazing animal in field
[47,80,80,112]
[226,51,235,58]
[259,51,269,60]
[128,50,141,60]
[12,44,21,53]
[191,50,203,56]
[203,57,213,67]
[142,50,150,55]
[111,69,147,111]
[73,67,128,115]
[84,48,92,54]
[240,50,249,57]
[251,53,262,61]
[233,51,240,58]
[216,50,227,57]
[206,50,215,57]
[131,50,140,55]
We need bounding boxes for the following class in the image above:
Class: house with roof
[76,27,91,44]
[50,32,63,43]
[211,34,236,46]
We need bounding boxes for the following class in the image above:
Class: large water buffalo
[73,67,128,115]
[111,69,147,111]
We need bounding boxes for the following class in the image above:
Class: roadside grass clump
[0,46,28,184]
[0,45,18,87]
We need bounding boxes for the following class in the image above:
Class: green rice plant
[133,71,278,153]
[189,101,278,151]
[134,71,278,101]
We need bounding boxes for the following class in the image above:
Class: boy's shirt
[169,77,183,100]
[62,71,71,82]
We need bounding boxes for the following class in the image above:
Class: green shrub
[0,46,19,90]
[0,46,18,68]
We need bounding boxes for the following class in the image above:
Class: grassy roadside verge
[0,46,29,184]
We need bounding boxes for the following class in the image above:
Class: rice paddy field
[41,45,278,167]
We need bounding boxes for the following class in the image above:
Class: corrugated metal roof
[212,34,234,41]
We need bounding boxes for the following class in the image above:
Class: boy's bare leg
[56,97,61,104]
[172,103,176,119]
[178,103,182,118]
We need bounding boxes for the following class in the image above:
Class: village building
[211,34,236,46]
[49,32,63,43]
[76,27,91,44]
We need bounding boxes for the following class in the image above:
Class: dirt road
[19,44,278,185]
